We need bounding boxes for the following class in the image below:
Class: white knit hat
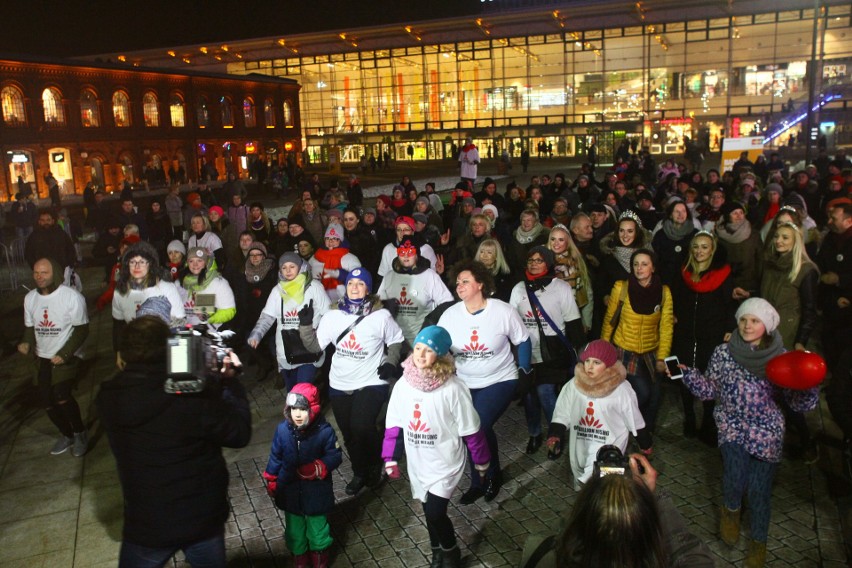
[735,298,780,333]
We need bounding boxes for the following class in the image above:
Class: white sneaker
[50,436,73,455]
[71,431,88,458]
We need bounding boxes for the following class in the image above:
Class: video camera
[592,445,632,478]
[164,325,235,394]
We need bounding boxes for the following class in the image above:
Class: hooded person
[546,339,644,489]
[262,382,342,568]
[166,240,186,281]
[248,252,331,390]
[308,223,362,302]
[382,326,491,567]
[177,247,236,329]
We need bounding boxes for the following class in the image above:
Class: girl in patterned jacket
[676,298,818,568]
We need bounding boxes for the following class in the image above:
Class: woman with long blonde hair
[547,224,593,334]
[474,238,519,301]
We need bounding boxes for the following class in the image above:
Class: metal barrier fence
[0,238,29,292]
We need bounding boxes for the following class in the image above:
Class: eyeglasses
[128,259,149,267]
[527,258,546,265]
[249,253,265,257]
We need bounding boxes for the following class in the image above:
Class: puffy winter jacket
[601,279,673,358]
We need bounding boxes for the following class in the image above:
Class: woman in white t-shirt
[187,213,225,269]
[177,247,236,329]
[437,259,531,505]
[383,326,490,568]
[112,241,184,349]
[312,267,405,496]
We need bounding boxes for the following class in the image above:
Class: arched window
[220,96,234,127]
[170,94,185,127]
[243,97,256,128]
[80,89,100,127]
[1,85,26,126]
[42,87,65,125]
[113,91,131,127]
[197,96,210,128]
[283,100,293,127]
[143,92,159,127]
[264,98,276,128]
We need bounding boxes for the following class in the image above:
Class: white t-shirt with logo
[509,279,580,363]
[260,279,331,370]
[112,280,186,323]
[25,285,89,358]
[316,307,404,391]
[178,276,235,328]
[378,269,453,344]
[437,300,529,389]
[386,376,481,501]
[188,232,223,255]
[551,379,645,489]
[378,243,437,277]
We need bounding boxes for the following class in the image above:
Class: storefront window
[264,98,276,127]
[197,96,210,128]
[243,97,256,127]
[7,150,34,194]
[283,100,293,127]
[143,92,159,127]
[221,96,234,128]
[170,94,185,127]
[48,147,73,193]
[42,87,65,126]
[80,89,100,127]
[2,85,26,126]
[113,91,131,127]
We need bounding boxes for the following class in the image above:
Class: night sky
[1,0,486,58]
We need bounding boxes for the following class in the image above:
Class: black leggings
[330,385,388,478]
[38,358,84,437]
[422,493,455,550]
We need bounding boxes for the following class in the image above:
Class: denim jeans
[523,383,558,437]
[720,443,779,542]
[467,379,517,488]
[119,532,225,568]
[281,364,318,391]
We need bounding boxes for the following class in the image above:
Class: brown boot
[719,506,740,546]
[744,540,767,568]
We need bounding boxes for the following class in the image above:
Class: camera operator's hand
[629,453,657,493]
[219,351,243,377]
[298,300,314,326]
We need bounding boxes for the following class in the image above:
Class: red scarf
[461,143,477,152]
[681,264,731,293]
[763,203,780,225]
[314,247,349,290]
[525,270,550,282]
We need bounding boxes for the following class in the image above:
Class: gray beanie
[167,240,186,255]
[735,298,780,333]
[279,252,303,268]
[137,296,172,324]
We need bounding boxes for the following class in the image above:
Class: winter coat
[759,251,819,349]
[96,362,251,548]
[671,255,736,370]
[716,226,762,294]
[601,280,673,359]
[266,417,342,515]
[683,342,818,462]
[651,225,698,287]
[815,227,852,325]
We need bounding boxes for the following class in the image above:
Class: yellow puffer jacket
[600,280,673,359]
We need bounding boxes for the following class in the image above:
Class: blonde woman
[547,224,593,334]
[474,238,519,301]
[759,204,821,259]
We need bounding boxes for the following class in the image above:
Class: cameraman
[97,307,251,568]
[519,453,714,568]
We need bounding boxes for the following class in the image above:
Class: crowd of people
[15,144,852,567]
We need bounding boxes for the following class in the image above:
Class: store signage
[52,153,65,163]
[10,153,29,163]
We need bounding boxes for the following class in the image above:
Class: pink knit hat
[580,340,618,368]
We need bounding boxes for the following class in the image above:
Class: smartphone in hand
[664,356,683,380]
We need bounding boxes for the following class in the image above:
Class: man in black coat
[97,312,251,567]
[24,210,76,269]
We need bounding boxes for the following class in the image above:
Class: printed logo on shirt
[282,309,299,327]
[36,308,62,337]
[574,401,610,442]
[458,329,494,360]
[406,403,437,446]
[522,309,552,330]
[337,332,368,360]
[396,286,418,316]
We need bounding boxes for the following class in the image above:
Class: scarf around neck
[717,219,752,244]
[279,273,307,305]
[681,264,731,293]
[573,361,627,398]
[402,357,448,392]
[245,257,275,284]
[627,273,663,315]
[612,245,635,273]
[727,329,784,379]
[515,223,545,244]
[339,295,373,315]
[662,219,696,241]
[314,247,349,290]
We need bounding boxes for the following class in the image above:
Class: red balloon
[765,351,827,390]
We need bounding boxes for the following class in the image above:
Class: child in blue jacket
[263,383,342,567]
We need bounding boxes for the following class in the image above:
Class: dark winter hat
[248,242,268,257]
[580,340,619,368]
[636,190,654,203]
[415,196,430,209]
[462,197,476,207]
[345,266,373,293]
[278,252,303,268]
[288,213,306,228]
[527,245,555,270]
[721,202,745,217]
[363,207,377,217]
[765,183,783,196]
[413,326,452,357]
[412,212,429,225]
[136,296,172,324]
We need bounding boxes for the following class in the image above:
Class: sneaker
[71,431,88,458]
[50,436,73,455]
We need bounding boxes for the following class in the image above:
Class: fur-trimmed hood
[572,361,628,398]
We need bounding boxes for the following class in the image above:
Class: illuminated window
[283,100,293,127]
[220,96,234,127]
[243,97,256,127]
[170,94,185,127]
[143,92,160,127]
[264,98,276,127]
[80,89,100,127]
[197,96,209,127]
[42,87,65,125]
[1,85,26,126]
[113,91,131,127]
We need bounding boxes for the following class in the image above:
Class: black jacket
[96,363,251,548]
